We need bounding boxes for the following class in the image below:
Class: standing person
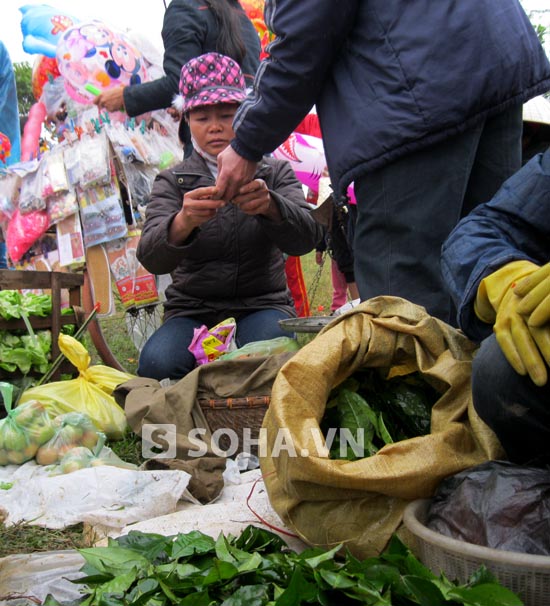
[136,53,323,381]
[441,147,550,465]
[93,0,260,118]
[215,0,550,324]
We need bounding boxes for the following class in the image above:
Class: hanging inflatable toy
[19,4,79,57]
[56,21,148,105]
[32,54,61,101]
[20,102,47,162]
[273,132,327,194]
[0,133,11,164]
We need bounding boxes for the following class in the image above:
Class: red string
[245,472,299,539]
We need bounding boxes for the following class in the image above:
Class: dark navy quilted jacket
[232,0,550,197]
[442,147,550,341]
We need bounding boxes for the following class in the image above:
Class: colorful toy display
[0,132,11,163]
[19,4,79,57]
[239,0,272,58]
[32,54,61,101]
[20,102,47,162]
[56,21,148,105]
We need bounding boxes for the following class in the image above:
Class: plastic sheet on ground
[0,460,192,531]
[112,468,308,553]
[0,468,307,605]
[0,550,86,605]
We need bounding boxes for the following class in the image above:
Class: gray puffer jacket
[137,152,323,320]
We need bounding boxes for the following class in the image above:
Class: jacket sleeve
[136,171,196,274]
[231,0,359,161]
[441,149,550,341]
[256,160,324,256]
[123,0,208,117]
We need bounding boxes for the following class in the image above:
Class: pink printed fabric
[178,52,246,112]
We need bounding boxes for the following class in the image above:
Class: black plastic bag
[427,460,550,555]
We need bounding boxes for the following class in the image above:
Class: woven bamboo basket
[403,499,550,606]
[198,396,270,456]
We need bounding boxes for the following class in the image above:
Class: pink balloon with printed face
[56,20,147,104]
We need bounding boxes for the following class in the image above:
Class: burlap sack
[260,296,504,558]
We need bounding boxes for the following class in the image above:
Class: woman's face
[187,103,238,156]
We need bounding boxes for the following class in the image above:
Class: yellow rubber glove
[515,262,550,326]
[475,260,549,386]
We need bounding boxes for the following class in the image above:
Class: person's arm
[441,149,550,340]
[137,171,222,274]
[96,0,208,117]
[216,0,358,199]
[250,160,324,257]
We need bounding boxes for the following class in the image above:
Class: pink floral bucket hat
[173,52,246,113]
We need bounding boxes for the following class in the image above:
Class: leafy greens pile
[43,525,522,606]
[0,290,75,375]
[321,369,440,460]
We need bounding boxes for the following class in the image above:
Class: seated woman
[136,52,323,381]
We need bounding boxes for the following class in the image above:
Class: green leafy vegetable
[42,526,523,606]
[321,369,439,460]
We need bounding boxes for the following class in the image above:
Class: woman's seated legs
[138,316,203,381]
[235,308,292,346]
[472,333,550,465]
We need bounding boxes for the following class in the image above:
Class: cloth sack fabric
[114,352,296,502]
[260,296,504,558]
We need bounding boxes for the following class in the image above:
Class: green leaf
[216,533,237,563]
[447,583,524,606]
[88,571,137,603]
[316,568,356,590]
[275,567,318,606]
[115,530,174,563]
[234,525,287,554]
[402,575,447,605]
[177,591,212,605]
[221,584,270,606]
[77,546,150,576]
[171,531,216,559]
[303,544,342,569]
[201,559,239,585]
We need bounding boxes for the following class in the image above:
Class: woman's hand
[169,186,225,244]
[232,179,281,222]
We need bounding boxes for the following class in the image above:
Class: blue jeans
[353,106,523,325]
[138,308,293,381]
[472,334,550,466]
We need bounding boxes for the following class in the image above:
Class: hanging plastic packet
[79,132,111,190]
[63,143,81,187]
[47,188,78,225]
[18,161,45,213]
[41,146,69,198]
[0,171,20,224]
[0,382,55,466]
[6,207,50,263]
